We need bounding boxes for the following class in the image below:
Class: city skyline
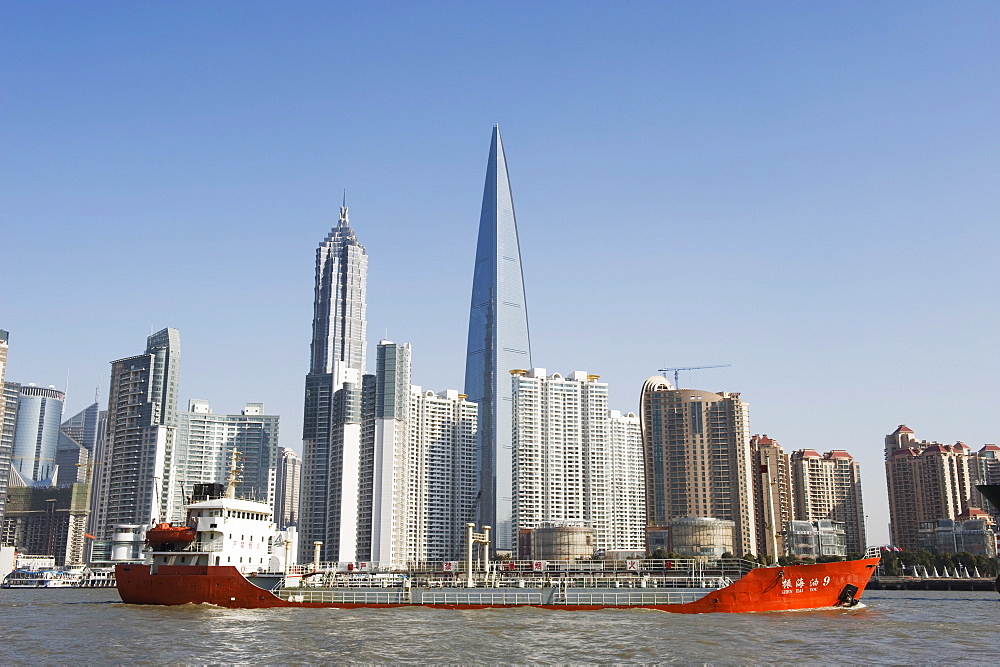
[3,3,998,548]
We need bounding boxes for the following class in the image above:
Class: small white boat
[2,568,82,588]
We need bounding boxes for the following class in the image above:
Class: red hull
[116,559,878,613]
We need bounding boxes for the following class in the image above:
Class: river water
[1,588,997,663]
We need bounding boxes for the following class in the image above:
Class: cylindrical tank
[667,517,735,559]
[531,523,595,561]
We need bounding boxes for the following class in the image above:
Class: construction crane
[657,364,732,389]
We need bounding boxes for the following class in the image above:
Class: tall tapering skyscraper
[301,200,368,562]
[464,125,531,551]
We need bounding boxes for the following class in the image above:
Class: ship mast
[224,448,243,499]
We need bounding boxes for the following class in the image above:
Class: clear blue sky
[3,1,998,546]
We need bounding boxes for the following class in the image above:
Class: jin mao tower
[301,200,368,562]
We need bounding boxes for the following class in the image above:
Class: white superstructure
[148,496,297,574]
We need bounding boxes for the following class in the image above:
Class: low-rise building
[785,519,846,559]
[916,512,997,558]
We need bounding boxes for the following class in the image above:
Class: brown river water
[1,587,997,663]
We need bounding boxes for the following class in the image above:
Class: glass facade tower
[11,385,65,482]
[464,125,531,550]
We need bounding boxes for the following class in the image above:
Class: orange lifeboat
[146,523,196,545]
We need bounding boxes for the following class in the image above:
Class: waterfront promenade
[869,575,997,591]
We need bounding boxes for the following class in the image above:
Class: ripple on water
[2,589,998,663]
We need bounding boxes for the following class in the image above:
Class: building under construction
[0,482,90,566]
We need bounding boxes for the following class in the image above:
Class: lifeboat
[145,523,196,546]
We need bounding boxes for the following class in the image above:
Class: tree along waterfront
[876,549,996,578]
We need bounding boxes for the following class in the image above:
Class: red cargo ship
[116,493,879,613]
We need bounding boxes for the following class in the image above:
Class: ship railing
[279,589,406,604]
[864,546,881,560]
[276,588,714,607]
[300,574,409,589]
[404,558,756,577]
[284,562,352,576]
[179,541,227,553]
[433,575,734,590]
[556,589,712,606]
[283,573,736,591]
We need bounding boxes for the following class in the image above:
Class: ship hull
[117,558,878,613]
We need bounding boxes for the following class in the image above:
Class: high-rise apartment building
[791,449,866,555]
[750,434,794,562]
[511,370,644,554]
[353,341,479,567]
[639,376,756,556]
[0,331,10,526]
[356,341,411,566]
[275,447,301,530]
[885,425,972,551]
[90,328,181,540]
[605,410,646,553]
[969,444,1000,514]
[174,400,279,518]
[464,126,531,550]
[301,201,367,563]
[404,387,478,563]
